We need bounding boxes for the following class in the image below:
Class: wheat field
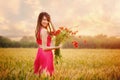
[0,48,120,80]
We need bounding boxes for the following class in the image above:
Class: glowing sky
[0,0,120,40]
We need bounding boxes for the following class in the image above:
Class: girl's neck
[41,27,50,34]
[41,26,47,30]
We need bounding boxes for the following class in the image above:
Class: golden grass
[0,48,120,80]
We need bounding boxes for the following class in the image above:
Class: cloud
[0,0,20,15]
[0,0,120,41]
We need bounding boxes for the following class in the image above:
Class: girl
[34,12,60,76]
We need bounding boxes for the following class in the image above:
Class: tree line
[0,34,120,49]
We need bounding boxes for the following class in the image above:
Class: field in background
[0,48,120,80]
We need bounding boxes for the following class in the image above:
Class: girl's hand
[58,44,62,48]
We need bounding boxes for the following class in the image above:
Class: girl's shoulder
[40,28,48,36]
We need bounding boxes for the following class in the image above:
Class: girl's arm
[40,28,60,51]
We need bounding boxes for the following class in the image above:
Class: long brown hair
[35,12,55,39]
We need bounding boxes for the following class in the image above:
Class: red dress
[34,29,54,76]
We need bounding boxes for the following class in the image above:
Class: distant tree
[0,36,12,47]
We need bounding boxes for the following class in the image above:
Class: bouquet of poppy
[53,27,78,64]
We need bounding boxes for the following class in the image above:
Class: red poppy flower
[72,41,78,48]
[59,27,64,30]
[54,29,61,36]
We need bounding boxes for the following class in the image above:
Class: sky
[0,0,120,40]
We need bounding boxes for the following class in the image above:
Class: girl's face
[41,16,49,28]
